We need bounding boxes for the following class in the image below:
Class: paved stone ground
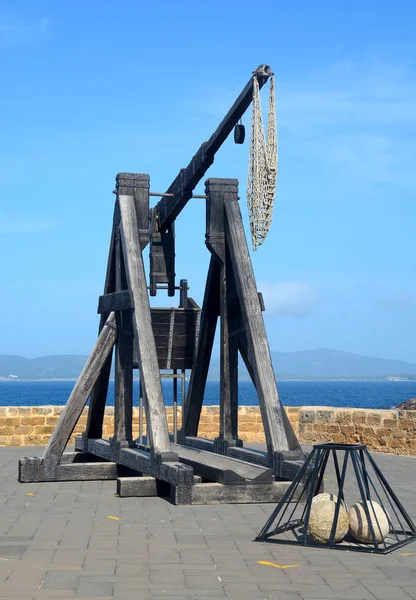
[0,445,415,600]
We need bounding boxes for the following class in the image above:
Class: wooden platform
[169,443,273,484]
[68,437,303,504]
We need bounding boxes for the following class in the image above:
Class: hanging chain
[247,75,278,250]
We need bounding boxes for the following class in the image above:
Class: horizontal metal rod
[112,190,206,199]
[146,284,188,291]
[149,192,206,199]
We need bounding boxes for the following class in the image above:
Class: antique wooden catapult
[19,65,305,504]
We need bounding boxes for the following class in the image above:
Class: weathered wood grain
[205,179,225,263]
[228,446,269,466]
[190,481,301,505]
[144,307,200,370]
[86,438,112,460]
[41,312,117,475]
[149,208,175,296]
[114,230,133,444]
[205,179,232,450]
[182,436,215,451]
[118,193,171,454]
[117,476,165,497]
[55,462,118,481]
[97,290,133,313]
[226,245,240,443]
[59,452,104,464]
[86,225,116,440]
[115,173,150,250]
[170,443,272,485]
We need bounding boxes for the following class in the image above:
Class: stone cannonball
[312,492,348,510]
[349,501,390,543]
[307,500,349,544]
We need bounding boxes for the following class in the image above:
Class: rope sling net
[247,73,278,250]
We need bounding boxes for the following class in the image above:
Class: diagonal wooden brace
[42,312,118,477]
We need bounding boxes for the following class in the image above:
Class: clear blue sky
[1,1,415,363]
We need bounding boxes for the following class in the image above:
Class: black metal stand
[256,443,416,554]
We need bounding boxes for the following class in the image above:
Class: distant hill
[271,349,416,380]
[1,349,416,381]
[0,355,87,380]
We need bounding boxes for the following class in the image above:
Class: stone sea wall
[0,406,415,456]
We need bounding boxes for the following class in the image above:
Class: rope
[247,75,278,250]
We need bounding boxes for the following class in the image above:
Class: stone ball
[349,501,390,543]
[312,492,348,511]
[307,499,349,544]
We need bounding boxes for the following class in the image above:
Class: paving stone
[76,578,113,597]
[0,597,35,600]
[82,557,116,573]
[52,549,86,568]
[185,574,223,589]
[223,581,262,596]
[149,568,184,583]
[113,593,150,600]
[115,561,150,578]
[362,586,413,600]
[377,565,416,581]
[263,593,302,600]
[21,549,54,566]
[41,569,79,590]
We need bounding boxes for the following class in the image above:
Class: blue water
[0,380,415,409]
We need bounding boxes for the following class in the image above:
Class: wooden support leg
[181,255,220,438]
[226,245,241,445]
[118,192,172,456]
[216,245,236,453]
[114,347,133,444]
[223,183,302,459]
[205,179,243,453]
[41,312,118,477]
[84,226,116,441]
[113,228,133,454]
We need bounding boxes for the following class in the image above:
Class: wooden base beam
[189,481,303,505]
[117,474,202,498]
[18,457,118,482]
[117,476,169,498]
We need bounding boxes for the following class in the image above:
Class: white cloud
[0,13,51,48]
[259,280,316,318]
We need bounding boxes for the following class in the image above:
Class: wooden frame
[18,174,304,503]
[18,63,306,504]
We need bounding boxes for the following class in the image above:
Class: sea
[0,380,415,410]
